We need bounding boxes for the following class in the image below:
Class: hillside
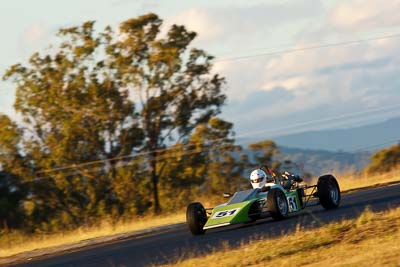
[273,117,400,152]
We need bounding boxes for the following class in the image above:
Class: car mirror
[223,192,232,198]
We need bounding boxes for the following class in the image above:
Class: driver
[250,166,303,190]
[250,168,275,189]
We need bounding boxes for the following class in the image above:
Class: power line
[214,33,400,62]
[35,103,400,175]
[35,141,217,175]
[35,103,399,176]
[235,103,400,141]
[38,143,235,179]
[4,32,400,175]
[28,137,399,183]
[4,98,399,175]
[3,118,397,183]
[25,142,234,183]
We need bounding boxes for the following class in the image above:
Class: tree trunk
[150,152,161,214]
[3,219,9,233]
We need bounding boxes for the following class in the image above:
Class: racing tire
[186,202,207,235]
[267,188,289,221]
[317,175,341,209]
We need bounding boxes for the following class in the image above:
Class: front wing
[203,200,255,230]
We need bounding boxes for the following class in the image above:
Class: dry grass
[166,207,400,267]
[0,212,185,258]
[1,169,399,260]
[312,168,400,192]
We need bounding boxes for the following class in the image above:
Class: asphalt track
[13,184,400,267]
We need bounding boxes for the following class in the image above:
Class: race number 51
[212,208,240,219]
[287,196,298,212]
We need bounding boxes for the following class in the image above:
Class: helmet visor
[251,177,264,183]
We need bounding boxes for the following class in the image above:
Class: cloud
[224,87,294,115]
[1,0,398,146]
[22,23,47,46]
[165,1,323,50]
[314,57,392,76]
[218,33,400,139]
[18,22,50,57]
[206,1,400,140]
[214,59,269,100]
[329,0,400,32]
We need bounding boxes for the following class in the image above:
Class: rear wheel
[317,175,341,209]
[267,188,289,221]
[186,202,207,235]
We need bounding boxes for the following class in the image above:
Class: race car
[186,169,340,235]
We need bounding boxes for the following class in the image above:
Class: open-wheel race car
[186,168,340,235]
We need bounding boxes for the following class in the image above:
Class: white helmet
[250,169,268,189]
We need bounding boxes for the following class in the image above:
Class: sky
[1,0,400,146]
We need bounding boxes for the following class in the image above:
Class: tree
[110,157,152,216]
[0,115,27,176]
[4,21,144,171]
[366,143,400,174]
[4,13,226,217]
[4,21,145,227]
[158,117,240,209]
[198,118,246,194]
[0,115,28,231]
[248,140,280,170]
[0,171,27,232]
[105,14,226,213]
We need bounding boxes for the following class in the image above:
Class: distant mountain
[239,146,371,177]
[277,146,371,176]
[272,117,400,152]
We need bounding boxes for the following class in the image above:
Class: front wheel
[317,175,341,209]
[248,201,262,222]
[267,188,289,221]
[186,202,207,235]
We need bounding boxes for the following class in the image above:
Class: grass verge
[166,206,400,267]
